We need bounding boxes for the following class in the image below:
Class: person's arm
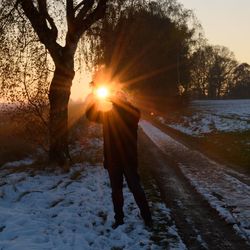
[132,105,141,123]
[85,95,104,123]
[112,99,140,124]
[128,104,140,124]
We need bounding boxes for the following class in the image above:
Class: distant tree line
[189,44,250,99]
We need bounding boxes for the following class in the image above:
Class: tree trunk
[48,62,75,166]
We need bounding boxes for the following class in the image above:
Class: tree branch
[75,0,107,39]
[74,1,85,12]
[37,0,58,41]
[75,0,95,26]
[37,0,47,15]
[0,0,21,29]
[66,0,107,50]
[64,0,77,50]
[20,0,61,61]
[66,0,74,27]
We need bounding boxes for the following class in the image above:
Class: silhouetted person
[86,91,152,229]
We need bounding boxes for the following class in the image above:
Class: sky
[71,0,250,101]
[2,1,249,102]
[179,0,250,64]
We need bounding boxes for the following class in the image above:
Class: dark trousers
[107,163,152,222]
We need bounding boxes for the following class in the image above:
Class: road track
[138,127,250,250]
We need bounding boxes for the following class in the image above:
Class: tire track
[138,128,249,249]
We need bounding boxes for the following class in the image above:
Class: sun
[96,86,110,99]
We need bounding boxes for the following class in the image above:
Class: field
[0,107,35,166]
[157,99,250,173]
[1,101,250,248]
[0,101,87,167]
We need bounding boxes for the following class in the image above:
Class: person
[85,90,152,229]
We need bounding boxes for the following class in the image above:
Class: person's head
[115,90,127,102]
[89,81,95,88]
[110,90,129,105]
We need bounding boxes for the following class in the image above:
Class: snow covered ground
[0,124,186,250]
[161,99,250,136]
[2,158,35,168]
[140,120,250,242]
[0,164,153,250]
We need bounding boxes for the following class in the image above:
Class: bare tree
[207,46,237,98]
[228,63,250,98]
[190,45,237,99]
[5,0,108,165]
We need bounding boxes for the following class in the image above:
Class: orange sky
[71,72,91,102]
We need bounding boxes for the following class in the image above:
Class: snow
[140,120,250,242]
[0,164,155,250]
[0,124,186,250]
[163,99,250,136]
[2,158,34,168]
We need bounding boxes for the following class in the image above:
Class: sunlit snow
[163,99,250,136]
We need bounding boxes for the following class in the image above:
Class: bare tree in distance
[190,45,237,99]
[1,0,108,166]
[228,63,250,98]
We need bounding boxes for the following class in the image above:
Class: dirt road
[138,123,250,250]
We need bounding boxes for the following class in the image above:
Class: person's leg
[123,165,152,225]
[107,165,124,227]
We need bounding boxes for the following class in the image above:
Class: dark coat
[86,99,140,168]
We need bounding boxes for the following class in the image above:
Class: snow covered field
[163,99,250,136]
[0,164,154,250]
[0,124,186,250]
[140,120,250,242]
